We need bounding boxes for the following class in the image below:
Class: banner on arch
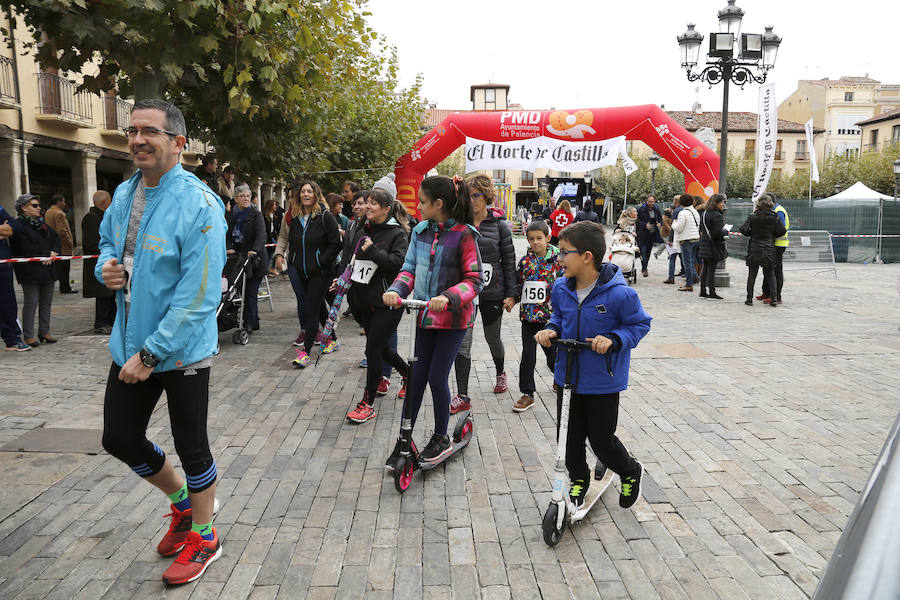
[465,135,626,173]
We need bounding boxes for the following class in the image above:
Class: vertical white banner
[751,82,777,201]
[805,118,820,182]
[620,152,638,176]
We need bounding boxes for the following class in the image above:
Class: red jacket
[549,208,574,239]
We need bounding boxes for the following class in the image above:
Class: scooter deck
[569,468,615,522]
[417,434,472,471]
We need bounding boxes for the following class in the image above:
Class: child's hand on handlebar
[428,295,450,312]
[383,291,401,307]
[535,329,557,348]
[587,335,613,354]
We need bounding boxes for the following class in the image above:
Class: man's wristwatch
[139,348,160,368]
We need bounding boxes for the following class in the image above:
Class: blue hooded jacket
[547,263,651,394]
[95,164,226,371]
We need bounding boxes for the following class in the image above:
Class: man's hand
[587,335,613,354]
[428,295,449,312]
[275,255,284,272]
[102,258,126,289]
[383,291,401,307]
[118,352,153,384]
[645,223,652,230]
[42,251,59,266]
[503,297,516,312]
[535,329,557,348]
[226,249,235,255]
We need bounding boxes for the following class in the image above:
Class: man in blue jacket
[96,99,226,585]
[537,221,651,510]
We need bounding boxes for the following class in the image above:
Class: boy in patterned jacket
[512,220,564,412]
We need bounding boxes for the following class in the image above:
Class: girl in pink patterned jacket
[383,176,483,464]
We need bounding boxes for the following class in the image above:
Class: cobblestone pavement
[1,239,899,599]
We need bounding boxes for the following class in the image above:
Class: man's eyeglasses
[123,126,178,139]
[559,249,583,258]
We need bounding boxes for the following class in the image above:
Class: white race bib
[123,256,134,302]
[521,280,547,304]
[482,263,493,286]
[351,259,377,284]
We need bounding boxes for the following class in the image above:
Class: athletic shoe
[5,340,31,352]
[698,291,708,298]
[292,349,310,368]
[347,394,375,423]
[397,377,407,400]
[376,376,391,396]
[419,434,452,463]
[359,358,367,368]
[619,462,644,509]
[708,294,724,300]
[662,278,675,284]
[385,437,418,470]
[641,270,648,277]
[449,394,471,415]
[321,339,340,354]
[161,529,222,585]
[292,332,305,347]
[157,505,193,556]
[493,372,508,394]
[570,478,589,508]
[513,394,534,412]
[756,294,769,301]
[315,331,326,345]
[762,297,773,304]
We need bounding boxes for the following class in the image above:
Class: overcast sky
[365,0,897,118]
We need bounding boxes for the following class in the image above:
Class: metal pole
[651,168,656,198]
[715,61,732,287]
[624,173,628,207]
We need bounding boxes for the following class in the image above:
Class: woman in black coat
[9,195,61,345]
[81,194,116,333]
[226,184,269,332]
[739,194,787,306]
[698,193,728,299]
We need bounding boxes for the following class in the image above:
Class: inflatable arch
[394,104,720,217]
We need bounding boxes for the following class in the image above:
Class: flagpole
[624,173,628,207]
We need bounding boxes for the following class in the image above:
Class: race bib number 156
[521,280,547,304]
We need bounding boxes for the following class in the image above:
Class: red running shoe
[347,393,376,423]
[756,294,769,301]
[398,376,408,400]
[493,372,508,394]
[450,394,471,415]
[157,505,192,556]
[376,376,391,396]
[162,530,222,585]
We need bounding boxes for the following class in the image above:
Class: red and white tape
[727,233,900,238]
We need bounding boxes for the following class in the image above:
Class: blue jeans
[680,240,698,287]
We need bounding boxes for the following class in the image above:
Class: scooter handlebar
[398,298,429,310]
[553,338,593,350]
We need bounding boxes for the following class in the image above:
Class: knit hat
[15,194,40,211]
[372,173,397,200]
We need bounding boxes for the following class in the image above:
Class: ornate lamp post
[649,152,659,198]
[677,1,781,196]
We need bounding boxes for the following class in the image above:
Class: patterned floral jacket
[516,245,564,324]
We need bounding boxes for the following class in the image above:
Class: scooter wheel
[453,415,474,443]
[233,329,250,345]
[394,457,415,493]
[542,503,566,546]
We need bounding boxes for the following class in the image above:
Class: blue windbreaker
[95,164,226,371]
[547,263,651,394]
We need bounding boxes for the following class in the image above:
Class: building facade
[857,109,900,153]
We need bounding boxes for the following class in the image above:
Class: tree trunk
[133,73,163,100]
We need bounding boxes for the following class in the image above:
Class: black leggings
[454,300,505,397]
[556,390,638,481]
[102,363,216,493]
[519,321,556,395]
[357,308,408,402]
[700,258,718,295]
[287,268,330,353]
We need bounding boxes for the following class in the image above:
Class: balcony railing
[35,72,93,125]
[1,56,18,106]
[795,151,809,161]
[102,95,131,132]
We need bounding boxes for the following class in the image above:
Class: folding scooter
[542,338,616,546]
[390,298,475,493]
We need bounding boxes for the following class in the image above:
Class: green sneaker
[569,478,589,508]
[619,462,644,509]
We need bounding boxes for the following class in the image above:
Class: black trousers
[94,296,117,329]
[54,259,72,292]
[746,263,775,301]
[699,258,718,295]
[0,267,21,346]
[555,390,638,481]
[102,363,216,492]
[519,321,556,395]
[357,307,408,402]
[762,246,786,300]
[638,237,654,270]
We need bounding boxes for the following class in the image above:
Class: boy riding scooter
[536,222,652,511]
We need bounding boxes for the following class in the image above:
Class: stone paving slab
[1,241,899,599]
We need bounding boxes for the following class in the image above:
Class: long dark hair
[707,193,726,212]
[367,189,410,233]
[420,175,473,224]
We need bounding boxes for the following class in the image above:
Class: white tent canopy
[815,181,893,205]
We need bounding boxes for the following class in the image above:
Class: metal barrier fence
[813,409,900,599]
[726,229,838,278]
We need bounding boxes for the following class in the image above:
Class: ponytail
[421,175,474,224]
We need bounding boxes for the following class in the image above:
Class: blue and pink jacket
[387,219,483,329]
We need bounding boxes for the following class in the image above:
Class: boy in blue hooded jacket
[536,221,651,509]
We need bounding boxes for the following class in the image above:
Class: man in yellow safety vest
[760,197,790,303]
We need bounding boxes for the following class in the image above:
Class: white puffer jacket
[673,206,701,243]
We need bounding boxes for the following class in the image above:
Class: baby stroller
[217,253,255,345]
[609,230,638,285]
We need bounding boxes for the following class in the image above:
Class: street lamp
[649,153,659,198]
[677,0,781,196]
[893,159,900,199]
[583,173,592,212]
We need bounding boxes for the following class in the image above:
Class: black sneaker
[594,463,608,481]
[419,434,452,463]
[619,462,644,509]
[385,437,417,471]
[569,478,589,508]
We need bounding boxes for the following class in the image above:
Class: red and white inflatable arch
[394,104,720,217]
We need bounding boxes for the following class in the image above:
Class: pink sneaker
[493,372,508,394]
[450,394,471,415]
[376,376,391,396]
[292,349,309,368]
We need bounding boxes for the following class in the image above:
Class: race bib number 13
[351,259,377,284]
[521,280,547,304]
